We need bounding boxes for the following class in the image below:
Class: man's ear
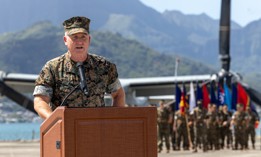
[88,35,91,44]
[63,36,67,45]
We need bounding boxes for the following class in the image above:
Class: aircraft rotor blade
[241,83,261,107]
[219,0,231,72]
[0,80,36,114]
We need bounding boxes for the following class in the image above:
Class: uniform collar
[64,52,93,73]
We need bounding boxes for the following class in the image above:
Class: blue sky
[140,0,261,27]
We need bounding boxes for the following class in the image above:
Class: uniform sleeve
[33,85,53,98]
[106,63,122,93]
[33,62,54,98]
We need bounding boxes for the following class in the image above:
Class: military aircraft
[0,70,212,114]
[0,0,261,114]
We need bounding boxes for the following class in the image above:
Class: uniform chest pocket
[88,81,106,95]
[56,75,78,93]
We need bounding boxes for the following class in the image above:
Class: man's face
[64,33,90,55]
[223,105,228,112]
[237,106,243,112]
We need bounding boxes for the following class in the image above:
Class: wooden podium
[40,106,157,157]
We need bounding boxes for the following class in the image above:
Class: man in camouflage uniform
[174,109,189,150]
[188,112,195,150]
[246,107,260,149]
[219,105,232,149]
[206,104,219,150]
[193,101,207,152]
[157,100,172,153]
[33,16,125,119]
[192,101,208,152]
[232,103,248,150]
[169,102,177,151]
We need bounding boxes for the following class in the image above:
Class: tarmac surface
[0,140,260,157]
[0,141,39,157]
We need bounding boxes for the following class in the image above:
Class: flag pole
[174,57,180,111]
[184,108,193,149]
[173,57,180,150]
[174,57,179,77]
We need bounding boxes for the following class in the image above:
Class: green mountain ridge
[1,0,260,76]
[0,22,215,78]
[0,0,261,92]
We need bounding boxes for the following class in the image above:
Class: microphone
[76,62,88,96]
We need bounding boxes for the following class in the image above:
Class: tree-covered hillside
[0,22,215,78]
[1,0,261,78]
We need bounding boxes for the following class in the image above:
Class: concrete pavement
[158,147,261,157]
[0,141,39,157]
[0,141,260,157]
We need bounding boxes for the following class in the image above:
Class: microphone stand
[60,84,80,106]
[60,62,89,107]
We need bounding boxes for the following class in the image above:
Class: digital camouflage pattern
[157,106,171,152]
[174,110,189,150]
[233,110,248,149]
[63,16,91,35]
[193,107,208,152]
[33,52,121,110]
[246,109,260,149]
[219,110,233,149]
[206,110,219,150]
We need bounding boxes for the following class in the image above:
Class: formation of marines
[157,100,260,153]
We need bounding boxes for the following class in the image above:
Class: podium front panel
[75,118,146,156]
[41,107,157,157]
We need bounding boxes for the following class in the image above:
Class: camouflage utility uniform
[193,107,208,152]
[246,109,260,149]
[33,52,121,110]
[232,109,248,150]
[206,109,219,150]
[219,109,232,149]
[174,110,189,150]
[157,106,171,152]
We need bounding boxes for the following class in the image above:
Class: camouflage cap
[63,16,91,35]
